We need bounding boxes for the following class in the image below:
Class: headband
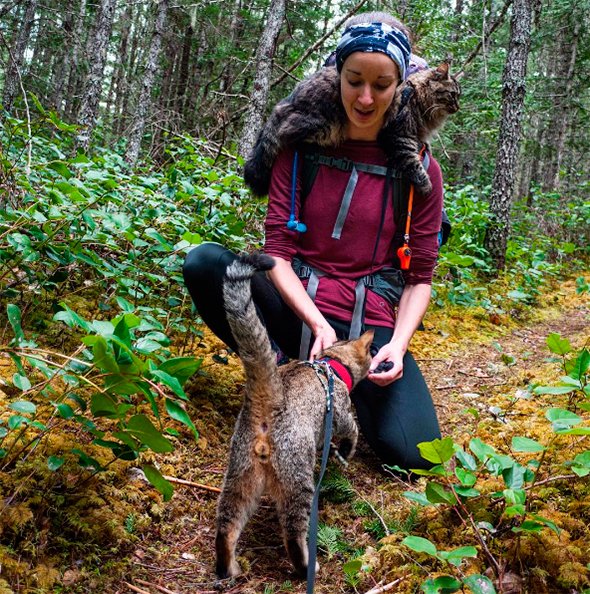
[335,22,411,80]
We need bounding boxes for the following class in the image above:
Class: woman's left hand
[367,342,405,386]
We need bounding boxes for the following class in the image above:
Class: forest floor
[1,276,589,594]
[114,276,589,594]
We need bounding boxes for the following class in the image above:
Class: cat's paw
[415,175,432,196]
[216,558,242,579]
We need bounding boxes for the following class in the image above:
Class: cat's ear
[435,62,450,78]
[357,330,374,352]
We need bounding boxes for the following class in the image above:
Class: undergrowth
[0,97,589,591]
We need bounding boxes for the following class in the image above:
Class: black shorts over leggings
[183,242,441,470]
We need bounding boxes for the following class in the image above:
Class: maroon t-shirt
[264,140,443,328]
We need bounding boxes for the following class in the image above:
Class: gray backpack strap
[332,165,358,239]
[349,279,367,340]
[297,266,324,360]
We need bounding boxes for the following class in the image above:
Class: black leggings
[183,242,441,470]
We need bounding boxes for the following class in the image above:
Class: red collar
[318,357,353,392]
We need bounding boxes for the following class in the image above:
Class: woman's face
[340,51,400,141]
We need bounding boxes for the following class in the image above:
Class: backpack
[287,148,451,266]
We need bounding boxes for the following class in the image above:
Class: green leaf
[9,400,36,415]
[418,437,455,464]
[7,304,25,342]
[425,482,456,505]
[56,403,75,418]
[462,574,497,594]
[571,349,590,381]
[8,415,28,429]
[90,393,119,418]
[53,304,92,331]
[90,337,120,373]
[546,333,571,355]
[455,467,477,486]
[47,456,65,471]
[454,447,477,471]
[151,369,187,400]
[546,408,582,431]
[165,399,197,437]
[343,558,363,577]
[142,464,173,501]
[439,546,478,567]
[403,491,432,506]
[469,438,496,462]
[453,486,480,498]
[534,385,577,395]
[511,436,545,453]
[126,415,173,453]
[402,535,438,556]
[421,575,462,594]
[71,448,103,470]
[571,451,590,477]
[12,373,31,391]
[157,357,202,384]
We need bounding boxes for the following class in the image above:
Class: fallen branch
[163,475,222,493]
[364,577,404,594]
[124,583,151,594]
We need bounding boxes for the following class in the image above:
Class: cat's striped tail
[223,253,282,463]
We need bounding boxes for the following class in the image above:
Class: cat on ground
[243,62,460,197]
[215,253,373,579]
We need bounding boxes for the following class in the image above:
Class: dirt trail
[122,282,589,594]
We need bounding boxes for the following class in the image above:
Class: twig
[163,475,221,493]
[457,0,513,77]
[359,495,390,536]
[364,577,404,594]
[135,579,180,594]
[272,0,370,87]
[124,583,151,594]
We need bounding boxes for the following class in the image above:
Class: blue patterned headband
[335,22,412,80]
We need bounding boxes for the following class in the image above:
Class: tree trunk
[238,0,287,160]
[125,0,169,166]
[175,23,194,113]
[51,6,75,112]
[106,3,132,140]
[75,0,115,151]
[65,0,88,121]
[541,18,580,191]
[483,0,533,271]
[2,0,38,113]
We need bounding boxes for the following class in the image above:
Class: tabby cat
[216,253,373,579]
[243,62,460,197]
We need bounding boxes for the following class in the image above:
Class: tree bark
[125,0,169,165]
[238,0,287,160]
[483,0,533,271]
[75,0,115,151]
[64,0,88,120]
[2,0,38,113]
[541,17,580,190]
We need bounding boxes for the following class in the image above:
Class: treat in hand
[371,360,394,374]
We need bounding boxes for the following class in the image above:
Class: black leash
[303,361,335,594]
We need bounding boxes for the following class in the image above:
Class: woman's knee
[183,242,232,285]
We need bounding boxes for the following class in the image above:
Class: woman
[183,12,442,470]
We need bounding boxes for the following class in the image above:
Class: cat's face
[340,52,400,141]
[321,330,374,383]
[415,63,461,118]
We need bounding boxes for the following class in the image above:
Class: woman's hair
[345,11,412,42]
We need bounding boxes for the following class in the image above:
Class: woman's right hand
[310,323,338,360]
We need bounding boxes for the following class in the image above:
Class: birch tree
[483,0,533,271]
[238,0,287,159]
[75,0,116,152]
[125,0,169,165]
